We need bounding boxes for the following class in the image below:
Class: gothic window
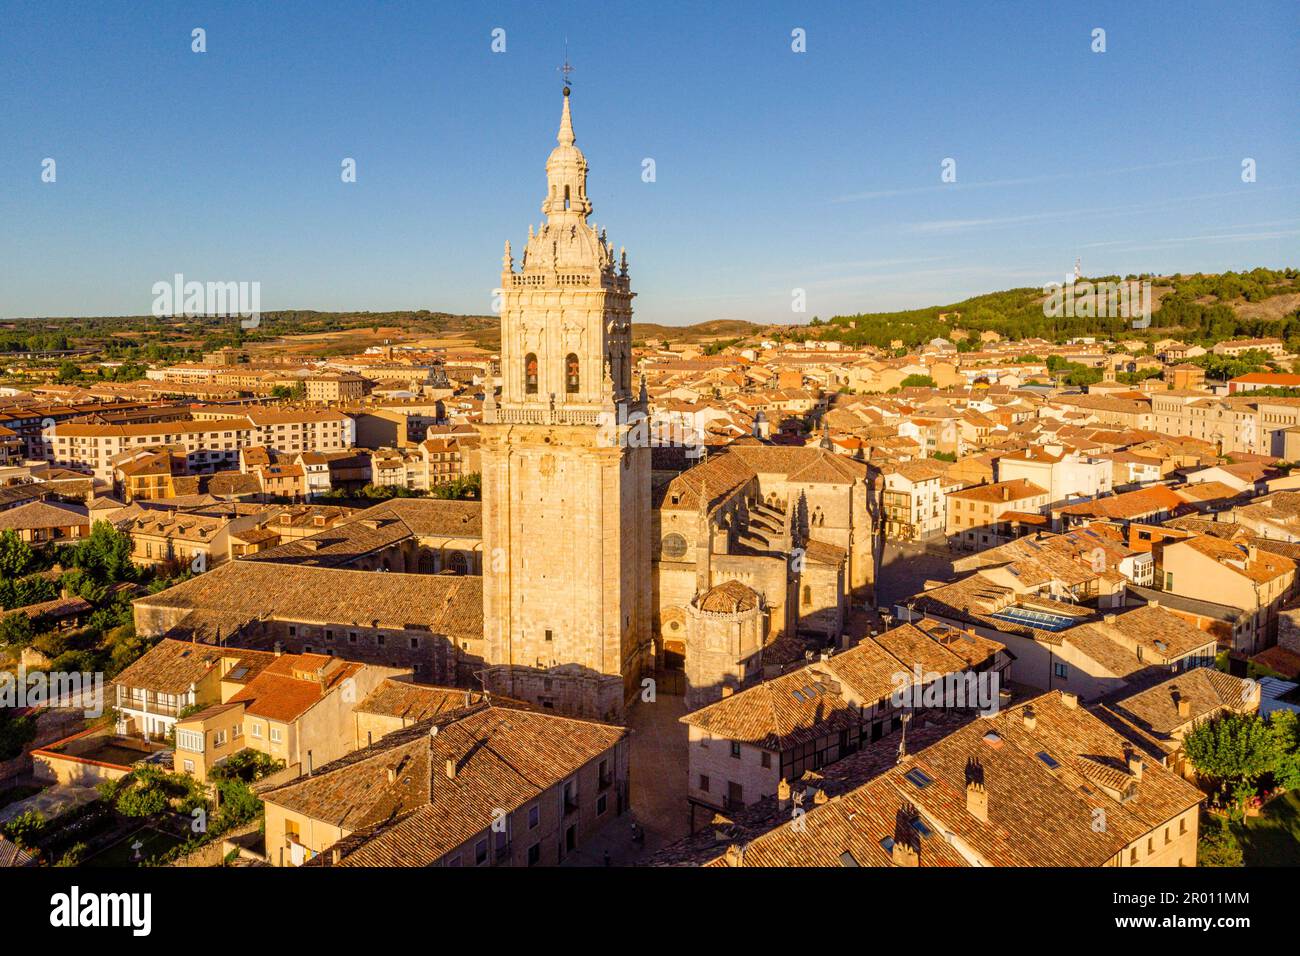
[525,353,538,394]
[566,353,580,393]
[564,185,570,210]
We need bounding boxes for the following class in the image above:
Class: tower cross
[558,41,574,91]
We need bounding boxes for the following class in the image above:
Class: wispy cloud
[831,157,1227,204]
[900,186,1300,236]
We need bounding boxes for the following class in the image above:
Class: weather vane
[558,39,574,93]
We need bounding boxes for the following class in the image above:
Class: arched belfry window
[564,185,571,210]
[565,353,580,393]
[525,353,538,395]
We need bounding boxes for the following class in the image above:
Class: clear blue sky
[1,0,1296,325]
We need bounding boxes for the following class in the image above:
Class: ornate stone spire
[557,89,576,146]
[502,239,513,273]
[541,89,592,222]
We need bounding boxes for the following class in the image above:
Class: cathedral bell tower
[479,84,651,721]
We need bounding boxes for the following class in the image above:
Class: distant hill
[808,268,1300,351]
[7,269,1296,358]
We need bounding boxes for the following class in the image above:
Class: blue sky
[1,0,1296,325]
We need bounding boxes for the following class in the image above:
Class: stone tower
[479,87,651,721]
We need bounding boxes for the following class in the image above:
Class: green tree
[0,530,34,578]
[0,611,35,648]
[0,809,45,849]
[1197,817,1243,867]
[1183,711,1281,799]
[1268,709,1300,791]
[70,521,136,585]
[899,374,936,388]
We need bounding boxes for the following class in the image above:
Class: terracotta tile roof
[243,499,481,567]
[0,500,89,531]
[1102,668,1255,743]
[269,705,627,866]
[1251,645,1300,679]
[697,580,760,614]
[355,680,492,722]
[680,624,1003,750]
[227,653,365,723]
[690,691,1203,867]
[133,562,484,641]
[947,479,1047,503]
[1176,533,1296,585]
[1058,484,1184,519]
[111,637,275,695]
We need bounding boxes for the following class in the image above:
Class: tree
[1183,711,1281,799]
[431,473,481,500]
[0,611,35,649]
[69,521,136,585]
[0,530,34,578]
[899,374,936,388]
[1197,817,1243,867]
[1268,709,1300,791]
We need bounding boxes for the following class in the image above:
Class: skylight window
[913,818,932,838]
[904,768,934,789]
[792,690,805,702]
[839,851,860,867]
[1036,751,1060,770]
[879,836,895,852]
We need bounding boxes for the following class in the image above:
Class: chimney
[1023,707,1036,731]
[1103,613,1117,625]
[1061,691,1078,709]
[723,844,745,868]
[721,686,734,698]
[330,848,340,865]
[445,758,457,779]
[273,642,283,657]
[386,767,396,783]
[1175,695,1191,719]
[891,838,919,867]
[1146,597,1160,608]
[777,778,791,812]
[1127,751,1144,780]
[813,788,829,806]
[966,780,989,823]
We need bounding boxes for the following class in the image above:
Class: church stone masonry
[479,88,653,720]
